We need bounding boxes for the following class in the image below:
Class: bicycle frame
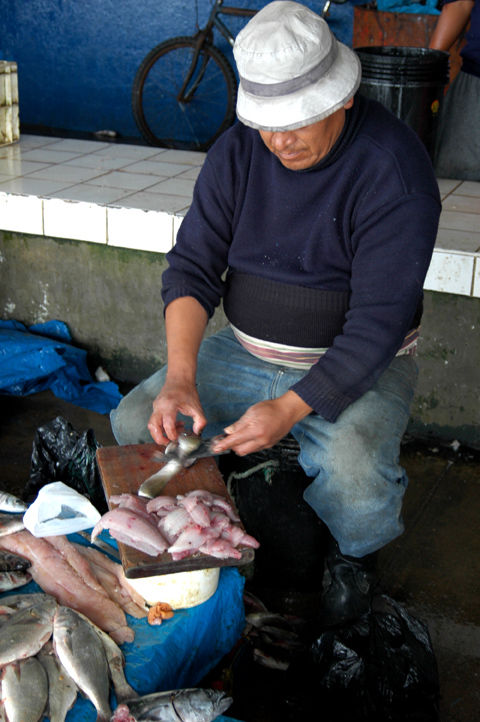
[178,0,255,102]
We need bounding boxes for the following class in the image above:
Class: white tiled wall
[0,135,479,297]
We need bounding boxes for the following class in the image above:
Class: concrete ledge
[0,135,479,296]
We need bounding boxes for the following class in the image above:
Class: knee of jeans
[110,387,154,445]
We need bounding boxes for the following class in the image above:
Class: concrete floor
[1,389,479,721]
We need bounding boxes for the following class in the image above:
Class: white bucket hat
[233,0,362,131]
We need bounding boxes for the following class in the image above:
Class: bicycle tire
[132,36,238,151]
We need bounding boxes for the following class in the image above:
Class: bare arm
[147,296,208,444]
[429,0,474,51]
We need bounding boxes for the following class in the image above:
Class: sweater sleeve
[291,191,440,422]
[161,150,234,318]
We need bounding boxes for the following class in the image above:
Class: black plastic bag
[305,595,440,722]
[23,416,108,514]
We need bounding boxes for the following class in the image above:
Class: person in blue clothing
[430,0,480,179]
[111,1,441,627]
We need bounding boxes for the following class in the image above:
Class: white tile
[156,149,206,165]
[87,170,158,192]
[122,159,190,176]
[0,158,49,175]
[54,183,130,204]
[120,191,191,213]
[18,148,84,164]
[455,181,480,198]
[442,194,480,214]
[0,192,43,234]
[173,213,185,243]
[93,144,161,160]
[26,165,106,184]
[438,209,480,234]
[424,250,475,296]
[43,197,107,243]
[473,257,480,297]
[177,166,202,181]
[148,177,195,198]
[435,227,480,253]
[65,153,131,171]
[436,178,462,198]
[19,134,60,148]
[107,206,174,253]
[46,138,110,153]
[0,177,72,196]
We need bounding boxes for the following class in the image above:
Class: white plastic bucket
[127,567,220,609]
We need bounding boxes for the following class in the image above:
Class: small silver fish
[53,606,111,722]
[0,511,25,536]
[0,491,28,514]
[111,688,233,722]
[0,595,57,667]
[0,569,32,592]
[37,642,78,722]
[1,656,49,722]
[0,549,31,572]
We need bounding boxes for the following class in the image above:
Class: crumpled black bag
[22,416,108,514]
[307,594,440,722]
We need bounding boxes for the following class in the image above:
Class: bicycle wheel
[132,36,238,151]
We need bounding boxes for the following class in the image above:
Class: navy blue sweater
[162,96,441,422]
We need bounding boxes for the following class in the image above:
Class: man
[111,1,441,626]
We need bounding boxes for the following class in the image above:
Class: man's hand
[212,391,312,456]
[147,379,207,445]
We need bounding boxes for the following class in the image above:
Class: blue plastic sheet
[0,319,122,414]
[2,556,246,722]
[376,0,440,15]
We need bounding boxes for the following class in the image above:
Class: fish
[0,491,28,514]
[37,642,78,722]
[0,531,134,644]
[91,508,170,557]
[74,610,138,703]
[0,549,31,572]
[110,688,233,722]
[0,511,25,536]
[1,656,49,722]
[0,592,56,620]
[0,569,32,591]
[53,605,112,722]
[0,594,57,667]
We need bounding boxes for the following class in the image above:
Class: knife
[137,433,228,499]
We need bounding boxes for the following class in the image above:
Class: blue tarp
[376,0,440,15]
[0,320,122,414]
[2,545,246,722]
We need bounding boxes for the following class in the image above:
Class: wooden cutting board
[96,443,255,578]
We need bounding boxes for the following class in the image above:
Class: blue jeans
[111,327,418,557]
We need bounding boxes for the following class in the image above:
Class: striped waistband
[231,324,419,369]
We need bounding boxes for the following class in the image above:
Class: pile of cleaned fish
[0,592,232,722]
[92,490,260,561]
[0,530,148,644]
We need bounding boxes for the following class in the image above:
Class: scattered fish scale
[110,687,233,722]
[53,606,112,722]
[1,656,49,722]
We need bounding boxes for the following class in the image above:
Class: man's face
[259,99,354,171]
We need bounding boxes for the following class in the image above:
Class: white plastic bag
[23,481,101,537]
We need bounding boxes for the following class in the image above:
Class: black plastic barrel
[355,46,450,157]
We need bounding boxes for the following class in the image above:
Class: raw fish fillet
[0,531,134,644]
[92,508,169,557]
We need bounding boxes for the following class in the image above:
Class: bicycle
[132,0,345,152]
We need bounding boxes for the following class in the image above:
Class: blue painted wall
[0,0,356,141]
